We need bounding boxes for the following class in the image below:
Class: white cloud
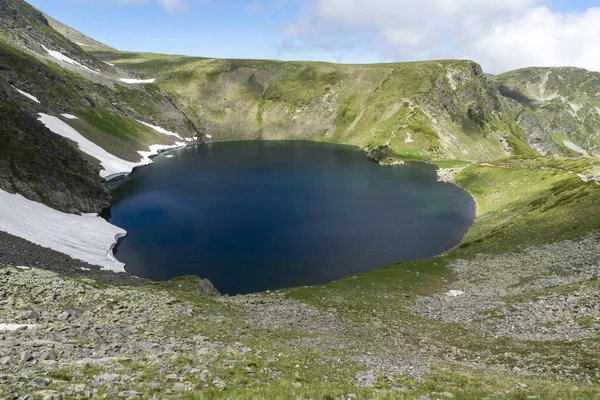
[282,0,600,73]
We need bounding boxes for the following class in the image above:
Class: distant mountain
[491,67,600,157]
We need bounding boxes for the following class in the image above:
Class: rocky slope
[491,67,600,157]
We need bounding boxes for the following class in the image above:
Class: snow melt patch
[563,140,589,157]
[103,61,115,67]
[0,189,126,272]
[75,42,89,47]
[136,120,184,140]
[446,290,465,297]
[11,85,40,104]
[138,144,184,161]
[41,44,99,75]
[119,78,155,84]
[0,324,36,331]
[38,114,143,180]
[61,113,78,120]
[38,114,186,180]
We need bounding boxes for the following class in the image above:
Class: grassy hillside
[491,67,600,157]
[92,50,533,162]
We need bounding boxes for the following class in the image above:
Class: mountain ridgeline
[0,0,598,213]
[89,52,532,161]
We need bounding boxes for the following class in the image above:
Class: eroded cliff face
[491,67,600,157]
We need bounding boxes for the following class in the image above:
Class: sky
[26,0,600,74]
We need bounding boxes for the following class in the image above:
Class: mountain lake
[104,141,475,295]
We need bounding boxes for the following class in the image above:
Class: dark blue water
[105,141,474,295]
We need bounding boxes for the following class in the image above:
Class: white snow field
[38,113,143,180]
[119,78,156,84]
[11,85,40,104]
[136,120,184,140]
[0,189,126,272]
[38,114,185,180]
[61,113,78,120]
[41,44,99,75]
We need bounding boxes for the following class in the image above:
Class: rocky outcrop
[491,67,600,157]
[366,144,405,166]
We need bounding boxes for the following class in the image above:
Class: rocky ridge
[491,67,600,157]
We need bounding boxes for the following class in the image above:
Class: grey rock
[19,351,33,363]
[56,310,80,321]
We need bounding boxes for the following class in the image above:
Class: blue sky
[27,0,600,73]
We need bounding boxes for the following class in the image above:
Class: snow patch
[563,140,589,156]
[0,324,36,331]
[446,290,465,297]
[136,144,183,165]
[39,114,186,181]
[0,189,126,272]
[11,85,40,104]
[119,78,155,84]
[103,61,115,67]
[16,266,31,270]
[41,44,99,75]
[75,42,89,47]
[136,120,184,140]
[205,134,212,139]
[61,114,78,120]
[38,114,143,179]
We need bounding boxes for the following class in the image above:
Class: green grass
[87,49,528,161]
